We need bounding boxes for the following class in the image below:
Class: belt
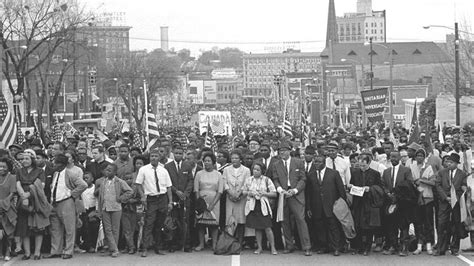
[147,194,166,199]
[53,196,72,205]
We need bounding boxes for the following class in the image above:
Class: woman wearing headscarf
[15,149,50,260]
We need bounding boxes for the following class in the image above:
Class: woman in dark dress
[242,162,277,255]
[348,153,384,256]
[15,150,46,260]
[0,158,17,261]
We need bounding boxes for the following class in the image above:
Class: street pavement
[2,247,473,266]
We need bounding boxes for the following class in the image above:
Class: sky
[83,0,474,56]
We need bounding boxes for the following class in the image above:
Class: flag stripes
[0,88,17,147]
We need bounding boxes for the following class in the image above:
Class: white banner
[198,111,232,136]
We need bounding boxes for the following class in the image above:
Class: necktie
[332,159,336,170]
[154,167,160,193]
[318,170,322,184]
[283,160,288,174]
[177,161,181,172]
[306,163,310,173]
[391,167,396,189]
[52,172,60,203]
[450,170,457,208]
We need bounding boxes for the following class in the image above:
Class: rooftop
[321,42,452,65]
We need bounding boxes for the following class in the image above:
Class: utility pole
[389,50,394,130]
[454,22,460,126]
[369,37,373,91]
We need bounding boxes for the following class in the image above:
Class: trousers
[102,210,122,252]
[50,198,76,256]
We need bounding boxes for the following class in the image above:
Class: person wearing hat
[406,142,422,167]
[325,143,351,187]
[433,153,468,256]
[44,154,87,260]
[268,140,312,256]
[380,151,414,257]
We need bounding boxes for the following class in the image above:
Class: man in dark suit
[165,145,194,252]
[306,153,347,256]
[434,153,468,256]
[381,151,415,257]
[185,148,202,248]
[271,141,312,256]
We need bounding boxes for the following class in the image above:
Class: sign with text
[198,111,232,136]
[361,88,388,123]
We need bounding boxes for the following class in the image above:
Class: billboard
[188,80,204,104]
[203,80,217,104]
[361,87,388,123]
[198,111,232,136]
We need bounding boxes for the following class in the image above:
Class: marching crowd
[0,123,472,261]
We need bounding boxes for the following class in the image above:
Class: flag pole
[143,80,149,145]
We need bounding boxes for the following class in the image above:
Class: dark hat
[448,153,461,164]
[54,154,69,165]
[325,143,339,150]
[36,150,47,159]
[304,145,316,155]
[8,144,23,150]
[278,141,292,151]
[30,139,43,148]
[407,142,422,151]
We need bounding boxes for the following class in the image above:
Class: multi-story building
[336,0,386,43]
[75,25,131,62]
[212,68,243,105]
[242,50,321,104]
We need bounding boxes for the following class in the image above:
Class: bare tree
[1,0,93,126]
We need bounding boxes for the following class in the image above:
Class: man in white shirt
[135,148,173,257]
[325,143,351,187]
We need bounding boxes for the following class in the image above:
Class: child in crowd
[78,172,100,253]
[120,173,142,254]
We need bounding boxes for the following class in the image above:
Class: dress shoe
[62,254,73,259]
[168,248,175,253]
[333,250,340,256]
[304,250,312,256]
[451,250,459,256]
[43,254,62,259]
[283,249,295,254]
[111,251,119,258]
[34,255,41,260]
[88,248,96,253]
[399,250,408,257]
[272,250,278,255]
[363,251,369,256]
[316,249,327,254]
[141,251,147,257]
[373,245,383,252]
[128,248,136,255]
[433,251,445,256]
[383,248,395,255]
[183,248,192,253]
[154,249,165,255]
[21,255,30,260]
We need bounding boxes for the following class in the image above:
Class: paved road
[2,248,473,266]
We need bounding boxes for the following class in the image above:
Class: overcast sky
[84,0,474,56]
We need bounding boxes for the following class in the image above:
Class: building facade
[76,25,131,62]
[336,0,386,43]
[242,50,321,104]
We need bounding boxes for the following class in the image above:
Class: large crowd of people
[0,120,472,262]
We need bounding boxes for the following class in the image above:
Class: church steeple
[326,0,338,48]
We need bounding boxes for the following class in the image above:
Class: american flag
[212,120,226,135]
[205,121,217,151]
[301,108,310,147]
[132,128,144,151]
[16,123,24,145]
[408,100,419,144]
[282,103,293,138]
[0,88,17,147]
[51,119,63,142]
[146,97,159,141]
